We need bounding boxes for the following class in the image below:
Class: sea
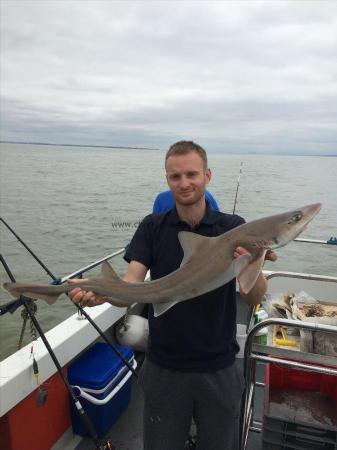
[0,143,336,361]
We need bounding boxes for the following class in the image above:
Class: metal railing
[241,271,337,450]
[241,319,337,450]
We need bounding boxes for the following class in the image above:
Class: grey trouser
[138,358,246,450]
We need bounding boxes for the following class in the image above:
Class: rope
[18,300,37,349]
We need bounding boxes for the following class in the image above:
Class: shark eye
[288,211,303,224]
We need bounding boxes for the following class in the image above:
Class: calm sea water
[0,143,336,360]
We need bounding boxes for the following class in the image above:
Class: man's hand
[68,260,148,308]
[68,279,112,307]
[265,249,277,262]
[233,247,277,262]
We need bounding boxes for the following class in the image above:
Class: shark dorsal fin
[178,231,209,266]
[101,261,119,279]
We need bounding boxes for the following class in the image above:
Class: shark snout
[303,203,322,219]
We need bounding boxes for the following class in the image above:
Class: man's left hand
[233,247,277,262]
[265,249,277,262]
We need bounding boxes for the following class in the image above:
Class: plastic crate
[266,364,337,400]
[264,416,337,442]
[262,416,337,450]
[68,342,135,438]
[262,363,337,449]
[262,429,336,449]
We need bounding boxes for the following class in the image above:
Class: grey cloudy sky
[1,1,337,154]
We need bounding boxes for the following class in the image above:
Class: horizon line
[0,140,160,151]
[0,140,336,157]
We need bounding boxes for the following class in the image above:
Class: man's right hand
[68,279,112,307]
[68,260,148,308]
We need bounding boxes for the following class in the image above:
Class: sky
[1,1,337,155]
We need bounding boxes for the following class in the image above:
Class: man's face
[166,152,211,206]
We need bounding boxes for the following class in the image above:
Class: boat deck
[67,358,265,450]
[56,277,337,450]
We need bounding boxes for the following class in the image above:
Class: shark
[3,203,321,317]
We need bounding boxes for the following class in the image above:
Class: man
[70,141,276,450]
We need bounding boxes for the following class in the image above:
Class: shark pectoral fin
[101,261,119,280]
[153,301,178,317]
[233,252,253,278]
[236,249,267,294]
[178,232,209,266]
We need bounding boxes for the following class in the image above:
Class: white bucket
[236,324,247,358]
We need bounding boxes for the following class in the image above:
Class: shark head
[268,203,322,248]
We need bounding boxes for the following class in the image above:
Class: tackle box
[68,342,135,438]
[261,363,337,449]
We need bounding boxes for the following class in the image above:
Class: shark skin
[3,203,321,316]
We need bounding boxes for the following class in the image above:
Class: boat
[1,250,336,450]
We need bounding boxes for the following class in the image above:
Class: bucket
[236,324,247,358]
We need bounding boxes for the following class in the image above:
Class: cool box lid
[68,342,134,390]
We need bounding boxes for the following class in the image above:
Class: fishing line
[0,218,137,378]
[0,254,115,450]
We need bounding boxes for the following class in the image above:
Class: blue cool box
[68,342,134,437]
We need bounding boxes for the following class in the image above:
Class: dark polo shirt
[124,204,245,372]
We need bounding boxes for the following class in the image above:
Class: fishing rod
[0,218,137,379]
[232,161,243,215]
[0,247,126,315]
[1,216,126,283]
[0,254,115,450]
[0,217,55,279]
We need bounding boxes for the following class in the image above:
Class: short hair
[165,140,208,169]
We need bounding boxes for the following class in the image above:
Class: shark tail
[2,282,61,305]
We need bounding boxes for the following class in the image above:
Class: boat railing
[263,270,337,283]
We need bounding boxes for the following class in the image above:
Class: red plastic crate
[265,363,337,402]
[262,363,337,449]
